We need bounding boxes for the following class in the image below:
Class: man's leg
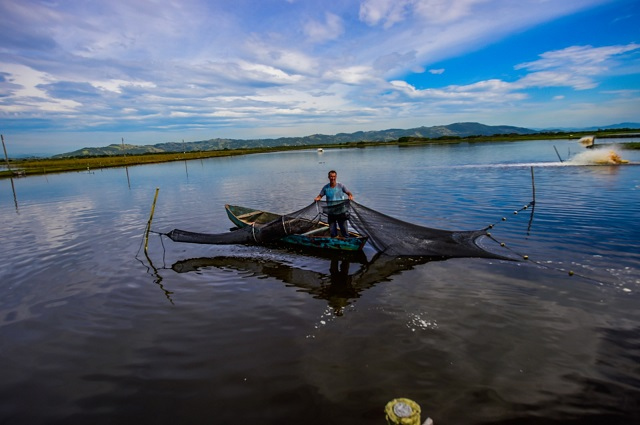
[338,216,349,237]
[329,216,338,237]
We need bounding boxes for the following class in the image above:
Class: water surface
[1,139,639,424]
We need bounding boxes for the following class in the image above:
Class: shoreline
[2,132,639,179]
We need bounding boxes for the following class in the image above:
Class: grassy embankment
[2,130,639,179]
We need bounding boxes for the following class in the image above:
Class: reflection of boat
[172,254,433,315]
[225,204,368,252]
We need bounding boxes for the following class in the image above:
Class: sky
[0,0,639,155]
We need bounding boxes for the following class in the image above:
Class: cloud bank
[0,0,638,153]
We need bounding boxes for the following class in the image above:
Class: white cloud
[389,78,525,104]
[359,0,412,28]
[515,71,597,91]
[249,44,319,76]
[353,0,611,79]
[514,43,640,90]
[359,0,489,28]
[92,79,156,93]
[324,66,378,85]
[388,43,640,111]
[601,89,640,97]
[0,63,81,112]
[413,0,489,24]
[304,12,344,43]
[429,68,445,75]
[236,61,304,84]
[516,44,640,72]
[0,64,50,97]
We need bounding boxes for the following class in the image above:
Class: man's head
[328,170,337,179]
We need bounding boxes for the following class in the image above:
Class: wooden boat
[225,204,368,252]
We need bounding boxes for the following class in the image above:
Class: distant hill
[580,122,640,131]
[540,122,640,132]
[54,122,537,158]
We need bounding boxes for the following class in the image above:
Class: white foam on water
[568,146,628,165]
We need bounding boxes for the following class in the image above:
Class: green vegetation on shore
[2,130,639,179]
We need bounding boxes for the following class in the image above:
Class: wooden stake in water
[2,135,19,212]
[526,166,536,236]
[553,145,563,163]
[1,134,12,171]
[144,188,160,252]
[183,139,189,177]
[530,166,536,204]
[531,167,536,205]
[121,137,131,188]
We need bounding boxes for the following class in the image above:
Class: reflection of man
[314,170,354,238]
[326,259,356,316]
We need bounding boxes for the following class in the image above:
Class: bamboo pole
[144,188,160,252]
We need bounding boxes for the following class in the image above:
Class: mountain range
[54,121,639,158]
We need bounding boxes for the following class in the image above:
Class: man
[314,170,354,238]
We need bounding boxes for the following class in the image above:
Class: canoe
[225,204,368,252]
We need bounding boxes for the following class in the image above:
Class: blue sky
[1,0,639,155]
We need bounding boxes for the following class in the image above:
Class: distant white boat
[317,148,324,152]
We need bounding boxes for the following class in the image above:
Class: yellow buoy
[385,398,423,425]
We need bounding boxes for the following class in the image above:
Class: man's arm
[343,185,354,200]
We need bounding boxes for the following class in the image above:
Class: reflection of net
[167,201,506,260]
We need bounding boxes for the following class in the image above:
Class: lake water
[1,139,639,424]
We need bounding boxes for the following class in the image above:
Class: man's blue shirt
[319,183,349,202]
[319,183,350,215]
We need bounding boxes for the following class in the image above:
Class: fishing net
[165,200,509,260]
[347,201,501,258]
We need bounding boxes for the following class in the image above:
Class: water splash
[568,147,629,165]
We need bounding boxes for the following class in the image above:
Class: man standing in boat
[315,170,354,238]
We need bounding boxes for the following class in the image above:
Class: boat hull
[225,204,367,252]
